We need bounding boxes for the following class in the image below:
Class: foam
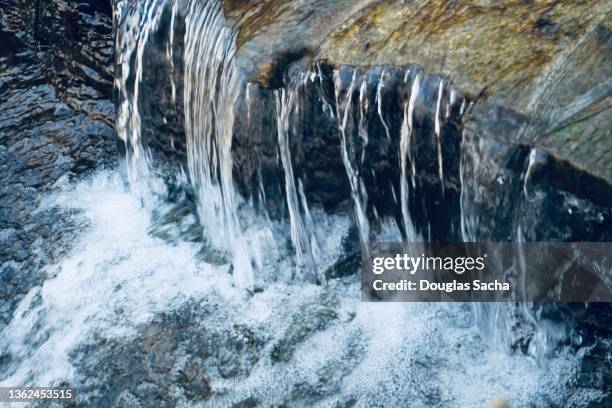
[0,170,601,407]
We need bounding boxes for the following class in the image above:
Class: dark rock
[66,300,264,406]
[232,396,261,408]
[0,0,115,329]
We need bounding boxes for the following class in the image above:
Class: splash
[0,171,214,389]
[0,172,596,407]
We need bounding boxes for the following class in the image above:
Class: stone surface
[63,300,262,407]
[120,1,610,246]
[222,0,612,185]
[0,0,116,329]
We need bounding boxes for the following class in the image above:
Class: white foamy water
[0,171,222,389]
[0,170,601,407]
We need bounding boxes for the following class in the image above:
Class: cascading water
[459,127,570,360]
[183,0,236,238]
[114,0,168,203]
[399,71,422,242]
[116,0,278,290]
[327,60,570,363]
[0,1,607,406]
[458,126,519,353]
[376,69,392,141]
[166,1,178,105]
[275,74,322,280]
[183,0,257,290]
[333,70,372,244]
[434,79,445,192]
[116,0,335,288]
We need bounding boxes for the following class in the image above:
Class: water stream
[0,171,596,407]
[275,74,322,280]
[0,0,605,406]
[183,0,255,290]
[333,70,372,245]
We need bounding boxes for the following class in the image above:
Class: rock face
[225,0,612,184]
[0,0,116,329]
[228,0,612,233]
[121,0,611,245]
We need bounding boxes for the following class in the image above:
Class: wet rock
[324,224,361,280]
[67,300,264,406]
[147,184,203,243]
[122,1,610,223]
[224,0,612,185]
[271,299,338,363]
[232,396,261,408]
[0,0,115,329]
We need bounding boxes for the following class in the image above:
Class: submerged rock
[66,299,263,407]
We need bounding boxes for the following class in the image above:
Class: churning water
[0,0,605,406]
[0,170,601,407]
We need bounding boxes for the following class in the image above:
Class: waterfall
[112,0,591,367]
[333,70,372,244]
[275,74,322,281]
[115,0,259,289]
[331,67,449,245]
[459,127,514,352]
[434,79,445,193]
[399,72,421,242]
[459,130,568,358]
[183,0,255,290]
[114,0,330,287]
[166,1,178,105]
[2,0,605,404]
[114,0,168,202]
